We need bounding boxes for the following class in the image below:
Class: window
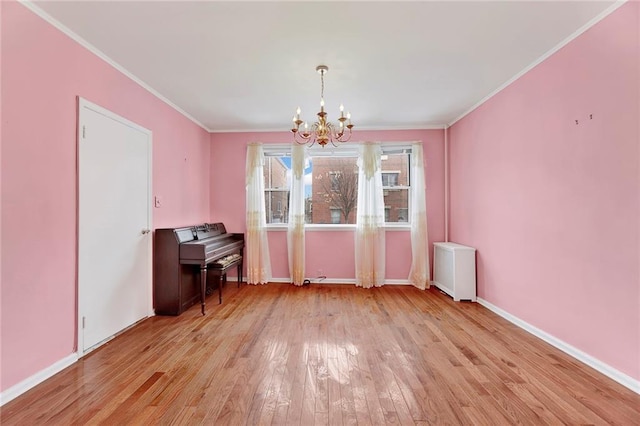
[330,208,341,224]
[380,151,410,224]
[263,156,291,224]
[329,172,340,191]
[263,144,413,226]
[382,172,399,187]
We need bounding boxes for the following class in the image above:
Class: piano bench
[208,256,243,305]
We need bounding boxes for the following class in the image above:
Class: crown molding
[447,0,628,127]
[209,124,446,134]
[18,1,212,132]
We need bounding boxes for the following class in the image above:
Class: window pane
[265,190,289,224]
[381,151,410,223]
[380,153,409,186]
[311,157,358,224]
[263,156,290,190]
[383,188,409,222]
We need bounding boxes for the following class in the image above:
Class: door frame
[76,97,153,356]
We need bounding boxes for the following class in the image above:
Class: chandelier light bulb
[340,104,344,112]
[320,98,325,107]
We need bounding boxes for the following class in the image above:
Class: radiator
[433,242,477,302]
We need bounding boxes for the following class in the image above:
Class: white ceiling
[32,1,618,132]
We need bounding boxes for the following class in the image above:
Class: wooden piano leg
[219,274,223,304]
[239,249,244,287]
[200,264,207,315]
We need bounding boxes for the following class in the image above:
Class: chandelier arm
[326,122,345,145]
[293,130,314,146]
[334,128,352,143]
[329,129,350,146]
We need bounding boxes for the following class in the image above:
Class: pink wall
[449,2,639,380]
[0,0,4,392]
[209,130,445,281]
[1,2,211,391]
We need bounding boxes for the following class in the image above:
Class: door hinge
[82,316,86,329]
[82,125,86,139]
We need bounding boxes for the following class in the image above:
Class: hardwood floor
[2,284,638,425]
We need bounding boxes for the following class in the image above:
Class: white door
[78,98,152,354]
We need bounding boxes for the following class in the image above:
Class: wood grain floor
[1,284,638,425]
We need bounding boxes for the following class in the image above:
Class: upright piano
[154,223,244,315]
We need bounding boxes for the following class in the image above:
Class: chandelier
[291,65,354,147]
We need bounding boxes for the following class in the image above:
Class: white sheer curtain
[246,143,272,285]
[355,143,385,288]
[408,142,430,289]
[288,144,306,286]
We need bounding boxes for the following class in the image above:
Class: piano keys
[154,223,244,315]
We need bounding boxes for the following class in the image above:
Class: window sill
[384,224,412,231]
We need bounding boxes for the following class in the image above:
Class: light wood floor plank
[1,284,638,425]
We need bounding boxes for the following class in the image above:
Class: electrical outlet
[154,196,162,208]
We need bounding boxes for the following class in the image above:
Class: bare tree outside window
[313,158,358,224]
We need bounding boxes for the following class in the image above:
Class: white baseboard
[0,353,78,406]
[477,298,640,394]
[232,277,412,285]
[384,279,412,286]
